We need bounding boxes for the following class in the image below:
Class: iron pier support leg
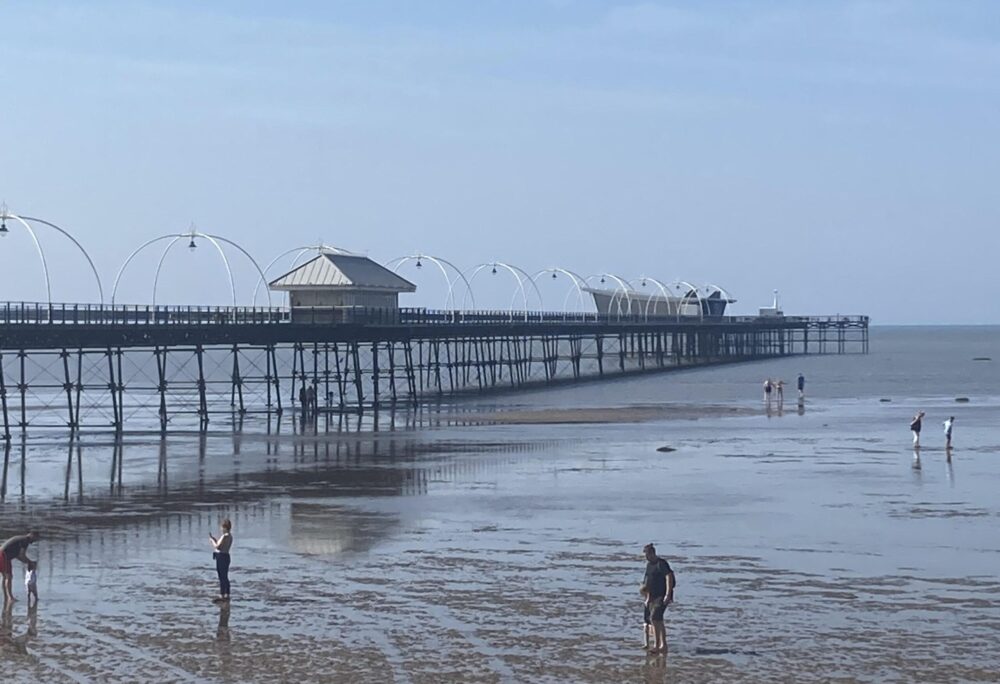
[231,345,245,414]
[270,344,283,415]
[17,351,27,432]
[445,340,455,392]
[371,342,380,408]
[154,346,168,432]
[403,340,417,404]
[323,343,331,413]
[0,350,9,442]
[333,343,346,411]
[434,340,443,395]
[107,348,120,432]
[351,342,365,409]
[312,343,320,413]
[388,342,398,404]
[115,349,125,433]
[61,349,76,433]
[196,344,208,432]
[73,349,83,431]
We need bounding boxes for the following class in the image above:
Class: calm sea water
[1,326,999,682]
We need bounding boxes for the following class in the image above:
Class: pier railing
[0,301,868,328]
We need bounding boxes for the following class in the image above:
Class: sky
[1,0,999,323]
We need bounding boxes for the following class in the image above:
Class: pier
[0,301,868,436]
[0,210,868,436]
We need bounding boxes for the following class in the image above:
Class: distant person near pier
[910,411,925,448]
[797,373,805,399]
[776,380,785,403]
[944,416,955,449]
[763,379,773,403]
[640,543,675,654]
[209,519,234,602]
[1,531,39,604]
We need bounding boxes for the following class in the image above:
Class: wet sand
[2,394,1000,682]
[463,403,762,425]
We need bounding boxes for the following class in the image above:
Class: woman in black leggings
[209,518,233,602]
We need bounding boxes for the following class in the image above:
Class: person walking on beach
[1,532,39,604]
[307,384,317,416]
[944,416,955,449]
[797,373,805,399]
[763,379,773,404]
[209,519,234,602]
[640,543,675,654]
[776,380,785,404]
[910,411,925,448]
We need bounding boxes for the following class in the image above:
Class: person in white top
[943,416,955,450]
[24,560,38,605]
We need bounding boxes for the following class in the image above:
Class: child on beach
[24,560,38,605]
[640,585,653,649]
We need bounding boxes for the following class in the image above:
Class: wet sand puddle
[2,399,1000,682]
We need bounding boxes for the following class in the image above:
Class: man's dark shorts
[648,596,667,622]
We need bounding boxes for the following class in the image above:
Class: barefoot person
[797,373,806,399]
[209,519,234,602]
[24,561,38,606]
[943,416,955,450]
[639,585,653,650]
[1,531,39,604]
[910,411,925,448]
[640,543,675,654]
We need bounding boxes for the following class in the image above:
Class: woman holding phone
[209,518,233,602]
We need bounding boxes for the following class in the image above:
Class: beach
[2,327,1000,682]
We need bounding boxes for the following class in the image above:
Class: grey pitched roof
[269,253,416,292]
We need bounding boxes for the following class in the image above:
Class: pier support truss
[0,315,867,435]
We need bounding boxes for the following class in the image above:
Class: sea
[1,326,999,683]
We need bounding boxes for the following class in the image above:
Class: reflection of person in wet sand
[641,543,675,654]
[1,531,39,604]
[216,603,231,643]
[209,519,234,603]
[910,411,924,448]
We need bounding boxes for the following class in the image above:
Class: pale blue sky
[1,1,998,322]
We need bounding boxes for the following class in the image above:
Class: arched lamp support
[388,253,476,310]
[531,268,591,313]
[18,215,104,303]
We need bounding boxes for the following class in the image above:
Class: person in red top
[1,531,39,604]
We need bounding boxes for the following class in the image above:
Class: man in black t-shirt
[1,531,39,604]
[641,543,675,654]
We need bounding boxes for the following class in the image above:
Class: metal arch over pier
[0,301,869,437]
